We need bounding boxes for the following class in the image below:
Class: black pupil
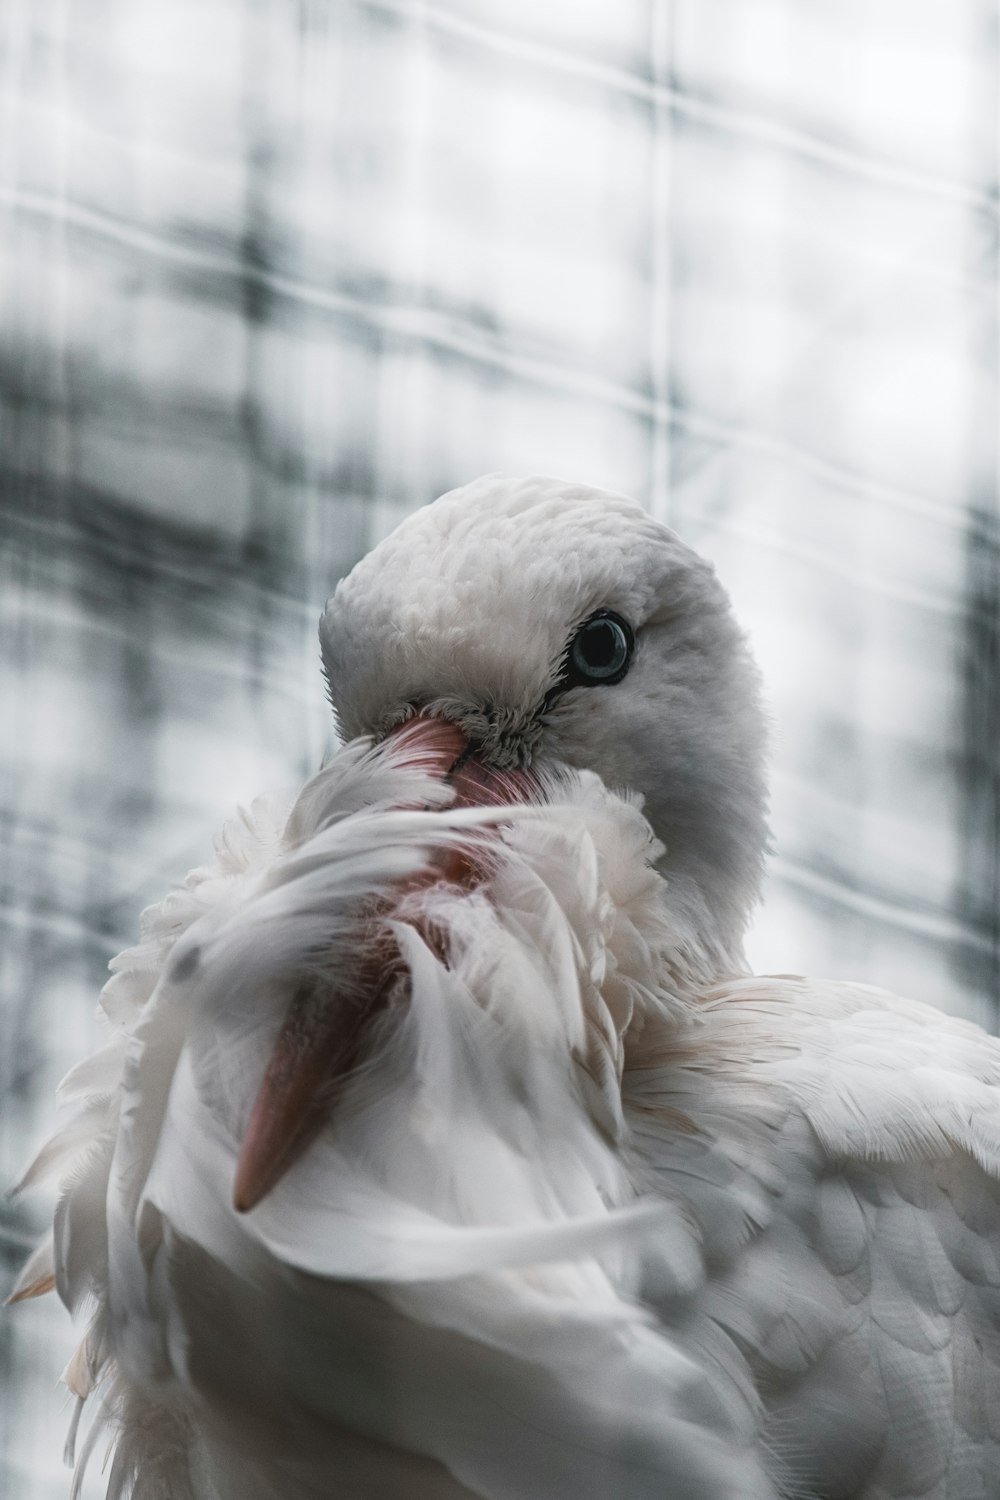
[579,621,620,670]
[550,611,633,697]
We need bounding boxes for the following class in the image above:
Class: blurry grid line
[1,182,989,538]
[367,0,1000,215]
[1,0,999,1494]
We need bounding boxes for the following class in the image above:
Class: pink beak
[232,714,534,1212]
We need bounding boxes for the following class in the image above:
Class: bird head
[321,473,769,966]
[233,475,770,1210]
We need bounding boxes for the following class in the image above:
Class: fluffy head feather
[321,474,769,965]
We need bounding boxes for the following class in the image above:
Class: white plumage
[10,474,1000,1499]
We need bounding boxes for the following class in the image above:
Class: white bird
[10,473,1000,1500]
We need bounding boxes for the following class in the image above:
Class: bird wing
[14,748,778,1500]
[625,975,1000,1499]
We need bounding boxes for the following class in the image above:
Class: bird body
[11,476,1000,1499]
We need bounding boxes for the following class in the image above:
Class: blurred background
[1,1,997,1493]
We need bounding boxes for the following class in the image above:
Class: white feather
[13,476,1000,1500]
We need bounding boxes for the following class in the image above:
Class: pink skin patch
[232,713,538,1213]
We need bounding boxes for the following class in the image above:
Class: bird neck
[646,790,769,988]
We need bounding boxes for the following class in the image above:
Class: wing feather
[625,974,1000,1498]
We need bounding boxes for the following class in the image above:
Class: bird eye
[565,611,634,687]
